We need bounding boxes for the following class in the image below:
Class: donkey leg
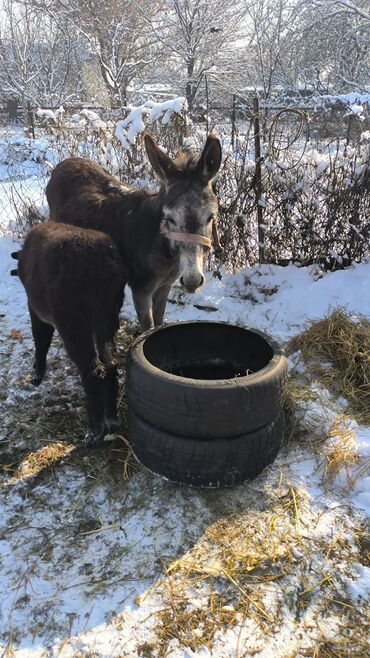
[97,339,120,435]
[97,285,124,433]
[152,284,172,327]
[57,319,106,446]
[29,307,54,385]
[80,366,107,447]
[132,288,154,331]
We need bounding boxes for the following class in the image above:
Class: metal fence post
[205,74,209,136]
[253,97,265,264]
[231,94,236,149]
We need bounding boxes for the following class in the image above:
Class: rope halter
[160,219,212,249]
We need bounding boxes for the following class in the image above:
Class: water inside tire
[143,322,274,381]
[166,359,253,379]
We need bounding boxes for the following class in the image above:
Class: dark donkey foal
[46,133,222,331]
[17,222,124,445]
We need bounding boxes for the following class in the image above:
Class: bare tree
[309,0,370,23]
[235,0,369,101]
[236,0,302,101]
[294,0,370,92]
[140,0,245,114]
[0,0,84,109]
[35,0,161,108]
[1,0,368,121]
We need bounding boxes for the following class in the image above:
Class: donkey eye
[165,217,176,225]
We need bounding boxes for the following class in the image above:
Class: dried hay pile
[136,482,370,658]
[283,308,370,486]
[290,308,370,425]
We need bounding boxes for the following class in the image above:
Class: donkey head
[144,133,222,293]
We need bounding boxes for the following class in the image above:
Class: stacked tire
[127,321,288,488]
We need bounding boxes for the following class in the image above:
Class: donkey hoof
[84,430,104,448]
[105,418,120,435]
[31,376,43,386]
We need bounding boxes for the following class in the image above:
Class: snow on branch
[79,109,107,130]
[311,0,370,22]
[115,97,187,149]
[36,106,65,123]
[321,92,370,107]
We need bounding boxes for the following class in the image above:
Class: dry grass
[283,309,370,487]
[8,441,74,481]
[309,632,370,658]
[156,594,240,654]
[148,525,285,653]
[0,320,139,486]
[107,434,137,481]
[283,376,317,446]
[323,418,359,482]
[283,377,364,489]
[145,486,370,657]
[149,489,308,653]
[290,308,370,424]
[354,524,370,567]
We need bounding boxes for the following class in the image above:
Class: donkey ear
[196,134,222,184]
[144,133,178,184]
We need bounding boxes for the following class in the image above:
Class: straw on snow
[290,308,370,425]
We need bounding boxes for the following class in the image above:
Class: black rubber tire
[127,321,287,439]
[128,407,284,488]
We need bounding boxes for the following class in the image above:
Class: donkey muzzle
[180,273,205,293]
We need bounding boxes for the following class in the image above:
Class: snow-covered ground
[0,133,369,657]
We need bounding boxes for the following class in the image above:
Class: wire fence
[0,99,369,271]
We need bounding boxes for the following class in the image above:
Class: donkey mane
[172,151,199,172]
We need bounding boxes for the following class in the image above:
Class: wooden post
[253,96,264,263]
[27,101,35,139]
[346,113,353,145]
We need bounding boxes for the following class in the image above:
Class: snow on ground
[0,143,369,657]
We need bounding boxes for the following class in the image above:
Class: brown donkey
[17,222,124,446]
[46,133,222,331]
